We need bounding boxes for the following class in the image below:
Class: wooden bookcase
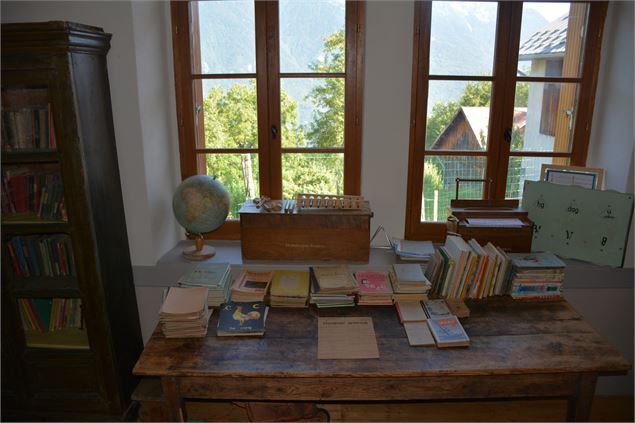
[1,22,143,421]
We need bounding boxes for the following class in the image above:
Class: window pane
[426,80,492,152]
[282,153,343,199]
[429,1,497,76]
[281,78,344,149]
[518,3,588,78]
[205,153,260,219]
[512,81,579,152]
[192,0,256,74]
[421,156,486,222]
[198,79,258,149]
[279,0,345,73]
[506,156,567,199]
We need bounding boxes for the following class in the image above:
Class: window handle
[271,124,277,140]
[504,127,512,143]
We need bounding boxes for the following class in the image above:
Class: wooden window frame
[405,1,608,242]
[170,0,365,239]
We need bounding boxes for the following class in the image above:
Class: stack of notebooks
[230,270,273,302]
[159,287,211,338]
[390,263,431,302]
[507,252,566,300]
[309,266,358,308]
[217,301,268,336]
[177,262,231,307]
[353,270,393,305]
[393,239,434,262]
[269,270,310,307]
[426,236,512,300]
[422,299,470,348]
[395,301,435,346]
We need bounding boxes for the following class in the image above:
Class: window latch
[271,124,278,140]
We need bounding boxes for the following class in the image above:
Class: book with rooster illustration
[217,301,269,336]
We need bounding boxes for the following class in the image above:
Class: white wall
[362,1,414,243]
[1,1,181,265]
[587,0,635,267]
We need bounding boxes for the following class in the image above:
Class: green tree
[203,81,305,217]
[460,80,491,106]
[202,29,350,215]
[306,30,345,148]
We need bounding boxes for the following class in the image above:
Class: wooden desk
[133,298,630,422]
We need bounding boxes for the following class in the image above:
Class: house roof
[462,107,490,148]
[518,14,568,60]
[430,106,527,151]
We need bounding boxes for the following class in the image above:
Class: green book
[178,262,231,288]
[31,298,53,332]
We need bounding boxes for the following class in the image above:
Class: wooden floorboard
[183,395,633,422]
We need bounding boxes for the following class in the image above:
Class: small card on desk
[317,317,379,359]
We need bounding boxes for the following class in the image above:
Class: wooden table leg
[162,376,186,422]
[566,373,597,421]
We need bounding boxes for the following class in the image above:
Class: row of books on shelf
[18,298,84,333]
[1,105,57,151]
[7,234,76,278]
[426,236,566,301]
[176,262,432,309]
[2,167,67,221]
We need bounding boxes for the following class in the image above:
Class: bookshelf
[1,22,143,420]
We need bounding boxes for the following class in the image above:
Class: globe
[172,175,230,260]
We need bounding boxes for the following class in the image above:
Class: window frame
[404,1,608,242]
[170,0,365,239]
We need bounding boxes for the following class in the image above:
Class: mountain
[426,3,547,111]
[196,2,548,119]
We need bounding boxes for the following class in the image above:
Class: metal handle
[271,124,277,139]
[504,127,512,143]
[455,178,493,200]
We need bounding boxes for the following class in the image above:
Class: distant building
[431,106,526,188]
[517,6,584,184]
[431,106,527,151]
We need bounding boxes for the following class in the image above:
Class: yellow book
[270,270,310,298]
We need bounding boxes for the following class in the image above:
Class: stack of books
[217,301,268,337]
[422,299,470,348]
[507,252,566,300]
[426,236,512,300]
[159,287,211,338]
[177,262,231,307]
[353,270,393,305]
[269,270,310,307]
[309,266,358,308]
[390,263,431,302]
[393,239,434,262]
[230,269,273,302]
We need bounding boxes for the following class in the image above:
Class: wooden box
[239,200,372,261]
[447,200,534,252]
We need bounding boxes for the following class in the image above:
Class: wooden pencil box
[239,200,372,261]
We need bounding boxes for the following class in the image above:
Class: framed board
[540,164,605,190]
[522,181,633,267]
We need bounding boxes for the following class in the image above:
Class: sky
[524,2,571,22]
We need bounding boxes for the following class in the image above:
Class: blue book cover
[217,301,267,336]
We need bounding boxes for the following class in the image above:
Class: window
[405,1,607,241]
[171,0,365,239]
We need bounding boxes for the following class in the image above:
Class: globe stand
[183,233,216,261]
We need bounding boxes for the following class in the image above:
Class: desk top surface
[133,298,630,378]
